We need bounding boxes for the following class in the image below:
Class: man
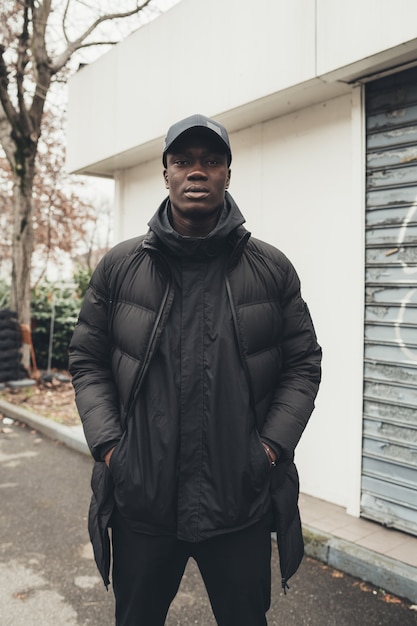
[69,114,322,626]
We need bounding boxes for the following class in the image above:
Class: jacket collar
[145,193,249,259]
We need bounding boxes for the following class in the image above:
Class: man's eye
[175,160,188,166]
[207,160,219,165]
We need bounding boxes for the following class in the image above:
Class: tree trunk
[10,157,35,369]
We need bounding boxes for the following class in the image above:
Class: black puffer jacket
[69,194,321,588]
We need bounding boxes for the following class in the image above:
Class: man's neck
[170,207,222,238]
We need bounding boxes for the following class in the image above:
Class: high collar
[146,192,247,259]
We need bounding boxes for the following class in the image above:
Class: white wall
[113,162,165,243]
[67,0,417,177]
[67,0,317,175]
[264,92,365,513]
[317,0,417,76]
[115,91,365,512]
[233,92,365,512]
[66,0,417,515]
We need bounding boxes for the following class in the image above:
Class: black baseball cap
[162,114,232,166]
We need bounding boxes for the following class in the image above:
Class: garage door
[363,67,417,535]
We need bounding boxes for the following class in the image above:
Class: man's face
[163,130,231,233]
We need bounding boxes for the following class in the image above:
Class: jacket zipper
[124,251,174,421]
[225,275,257,420]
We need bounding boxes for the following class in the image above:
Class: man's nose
[188,162,208,178]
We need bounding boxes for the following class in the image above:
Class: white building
[67,0,417,536]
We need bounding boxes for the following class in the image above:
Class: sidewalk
[1,397,417,606]
[300,493,417,604]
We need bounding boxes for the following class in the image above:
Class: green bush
[31,281,83,371]
[0,268,89,371]
[0,280,11,309]
[73,265,93,299]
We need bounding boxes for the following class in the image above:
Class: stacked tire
[0,309,29,383]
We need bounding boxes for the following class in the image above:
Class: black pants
[111,512,272,626]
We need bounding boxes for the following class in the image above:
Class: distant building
[67,0,417,536]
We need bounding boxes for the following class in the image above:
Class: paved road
[1,418,416,626]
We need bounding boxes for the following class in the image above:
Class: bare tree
[1,106,100,287]
[0,0,161,343]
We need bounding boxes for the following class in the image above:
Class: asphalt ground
[1,418,416,626]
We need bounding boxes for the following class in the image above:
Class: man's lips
[184,186,209,199]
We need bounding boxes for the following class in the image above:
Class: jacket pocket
[108,429,127,485]
[270,460,300,532]
[246,429,270,494]
[89,461,115,586]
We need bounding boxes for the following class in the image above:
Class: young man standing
[69,114,322,625]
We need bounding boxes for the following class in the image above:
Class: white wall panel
[113,161,165,243]
[68,0,417,176]
[67,0,317,174]
[231,95,364,507]
[317,0,417,77]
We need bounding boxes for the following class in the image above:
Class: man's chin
[175,204,223,221]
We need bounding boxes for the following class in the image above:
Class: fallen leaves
[381,594,403,605]
[0,372,79,426]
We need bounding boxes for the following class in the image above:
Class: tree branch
[31,0,52,51]
[15,1,33,137]
[0,102,16,168]
[71,40,119,50]
[51,0,154,73]
[62,0,71,44]
[30,1,53,135]
[0,45,19,130]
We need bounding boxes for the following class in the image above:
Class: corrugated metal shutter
[363,67,417,535]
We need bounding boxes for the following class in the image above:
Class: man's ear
[225,168,231,190]
[163,169,169,189]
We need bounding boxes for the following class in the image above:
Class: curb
[302,526,417,604]
[0,398,89,457]
[1,399,416,605]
